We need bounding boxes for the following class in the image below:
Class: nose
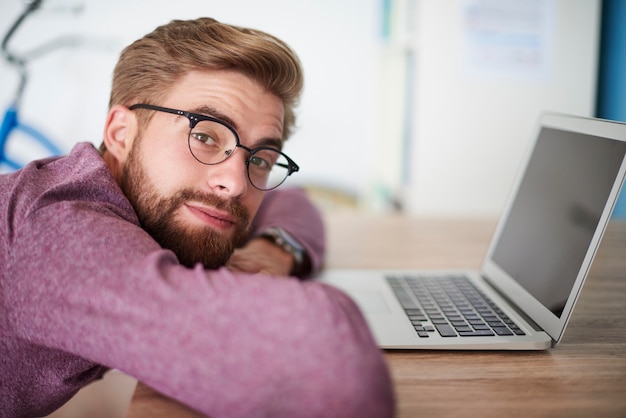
[205,150,249,198]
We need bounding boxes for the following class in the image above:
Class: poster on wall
[461,0,556,81]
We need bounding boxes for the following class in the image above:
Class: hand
[126,382,207,417]
[226,237,294,277]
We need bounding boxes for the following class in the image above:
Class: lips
[184,203,236,231]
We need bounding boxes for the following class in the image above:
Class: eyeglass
[128,103,299,191]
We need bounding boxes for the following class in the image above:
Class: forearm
[14,261,394,417]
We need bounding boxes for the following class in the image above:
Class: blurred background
[1,0,624,217]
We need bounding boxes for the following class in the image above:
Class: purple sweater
[0,143,394,418]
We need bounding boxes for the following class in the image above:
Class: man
[0,17,394,418]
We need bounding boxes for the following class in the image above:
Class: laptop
[316,112,626,350]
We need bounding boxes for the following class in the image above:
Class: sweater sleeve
[1,149,394,418]
[252,187,325,277]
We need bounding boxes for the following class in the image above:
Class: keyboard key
[454,326,473,332]
[435,324,457,337]
[405,308,423,315]
[458,329,495,337]
[510,326,526,336]
[493,327,514,336]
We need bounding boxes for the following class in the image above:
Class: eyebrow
[190,105,284,150]
[191,105,238,130]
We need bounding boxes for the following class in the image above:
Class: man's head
[108,17,303,140]
[101,18,304,269]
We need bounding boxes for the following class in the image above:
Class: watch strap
[258,227,306,276]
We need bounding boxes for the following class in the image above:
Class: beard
[119,136,251,269]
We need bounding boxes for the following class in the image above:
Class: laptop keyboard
[386,274,526,338]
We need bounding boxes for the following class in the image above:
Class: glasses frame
[128,103,299,191]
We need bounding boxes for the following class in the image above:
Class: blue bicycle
[1,0,65,171]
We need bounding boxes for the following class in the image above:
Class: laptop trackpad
[349,290,391,314]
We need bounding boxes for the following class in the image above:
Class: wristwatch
[259,227,306,276]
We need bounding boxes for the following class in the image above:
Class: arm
[227,187,325,278]
[3,153,393,418]
[10,220,392,417]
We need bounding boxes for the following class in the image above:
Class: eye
[189,119,233,149]
[249,155,272,170]
[190,131,218,145]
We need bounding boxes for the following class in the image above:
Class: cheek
[139,133,197,195]
[140,153,181,196]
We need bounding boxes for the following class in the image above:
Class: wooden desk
[126,215,626,418]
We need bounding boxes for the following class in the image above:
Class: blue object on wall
[596,0,626,218]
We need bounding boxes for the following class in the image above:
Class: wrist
[258,227,309,276]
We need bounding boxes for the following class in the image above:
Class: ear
[103,104,138,165]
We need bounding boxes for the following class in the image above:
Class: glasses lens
[188,119,238,165]
[247,148,291,190]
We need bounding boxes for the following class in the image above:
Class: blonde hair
[108,17,303,141]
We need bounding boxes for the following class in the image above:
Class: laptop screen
[491,126,626,317]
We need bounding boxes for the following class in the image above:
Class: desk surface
[126,215,626,418]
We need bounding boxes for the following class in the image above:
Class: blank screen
[492,127,626,317]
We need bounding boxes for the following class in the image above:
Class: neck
[102,150,123,185]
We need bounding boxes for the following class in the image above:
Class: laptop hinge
[481,274,544,333]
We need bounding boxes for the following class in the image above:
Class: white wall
[404,0,601,216]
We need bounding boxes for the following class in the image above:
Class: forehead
[163,70,284,139]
